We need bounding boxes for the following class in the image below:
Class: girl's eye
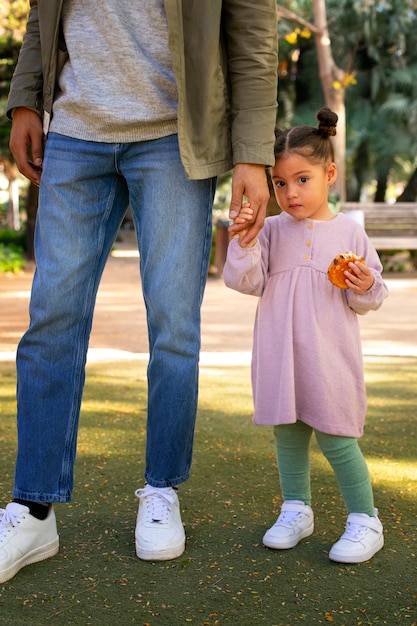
[299,177,308,183]
[275,181,285,188]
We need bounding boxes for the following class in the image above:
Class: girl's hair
[274,107,338,165]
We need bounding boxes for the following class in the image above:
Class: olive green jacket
[7,0,278,179]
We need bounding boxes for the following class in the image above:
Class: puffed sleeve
[346,230,389,314]
[223,238,266,296]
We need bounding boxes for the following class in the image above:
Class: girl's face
[271,153,337,221]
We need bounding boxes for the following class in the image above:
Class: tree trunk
[374,175,388,203]
[348,139,369,201]
[7,177,20,230]
[276,1,348,201]
[25,183,39,261]
[313,0,346,202]
[3,159,20,230]
[396,167,417,202]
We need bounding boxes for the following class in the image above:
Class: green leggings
[273,421,375,516]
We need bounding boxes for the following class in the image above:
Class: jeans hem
[12,490,72,504]
[144,472,189,489]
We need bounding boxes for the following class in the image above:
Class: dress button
[303,254,309,259]
[308,223,313,229]
[306,240,312,246]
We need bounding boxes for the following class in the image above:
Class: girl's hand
[229,203,258,247]
[344,261,374,293]
[228,164,268,246]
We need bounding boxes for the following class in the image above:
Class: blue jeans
[14,133,216,502]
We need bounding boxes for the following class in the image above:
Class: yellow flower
[343,72,357,86]
[285,32,298,44]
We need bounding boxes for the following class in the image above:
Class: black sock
[13,499,51,520]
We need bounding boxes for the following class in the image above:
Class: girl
[223,108,388,563]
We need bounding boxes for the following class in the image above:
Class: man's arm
[7,1,44,184]
[223,0,278,245]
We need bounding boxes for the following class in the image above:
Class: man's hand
[228,163,269,246]
[9,107,44,186]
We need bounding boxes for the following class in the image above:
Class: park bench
[214,202,417,275]
[341,202,417,252]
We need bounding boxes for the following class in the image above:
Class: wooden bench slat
[341,203,417,250]
[368,237,417,250]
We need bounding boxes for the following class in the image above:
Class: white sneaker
[135,486,185,561]
[0,503,59,583]
[329,510,384,563]
[263,500,314,549]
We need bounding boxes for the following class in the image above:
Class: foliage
[0,1,29,157]
[277,0,417,201]
[0,227,26,274]
[0,241,25,272]
[0,227,26,247]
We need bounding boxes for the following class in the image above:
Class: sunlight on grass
[0,357,416,626]
[368,457,417,484]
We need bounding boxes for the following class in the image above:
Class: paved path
[1,235,416,364]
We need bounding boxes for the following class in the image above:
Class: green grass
[0,357,416,626]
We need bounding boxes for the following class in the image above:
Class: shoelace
[343,521,368,540]
[277,510,303,526]
[136,488,176,523]
[0,507,23,538]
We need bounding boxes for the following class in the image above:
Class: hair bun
[317,107,338,137]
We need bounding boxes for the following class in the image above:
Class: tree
[313,0,348,200]
[277,0,417,203]
[277,1,354,201]
[0,1,30,230]
[380,66,417,202]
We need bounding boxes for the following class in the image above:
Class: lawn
[0,356,416,626]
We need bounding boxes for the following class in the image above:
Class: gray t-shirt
[50,0,178,142]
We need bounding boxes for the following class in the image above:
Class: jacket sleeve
[222,0,278,166]
[6,1,43,119]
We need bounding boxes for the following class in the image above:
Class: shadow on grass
[0,357,416,625]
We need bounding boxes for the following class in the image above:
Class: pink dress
[223,212,389,438]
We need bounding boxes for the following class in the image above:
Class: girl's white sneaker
[329,510,384,563]
[263,500,314,550]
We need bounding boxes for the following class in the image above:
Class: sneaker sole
[0,536,59,583]
[329,534,384,563]
[135,538,185,561]
[263,523,314,550]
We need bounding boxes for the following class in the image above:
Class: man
[0,0,277,582]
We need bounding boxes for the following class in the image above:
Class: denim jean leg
[14,134,129,503]
[121,135,216,487]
